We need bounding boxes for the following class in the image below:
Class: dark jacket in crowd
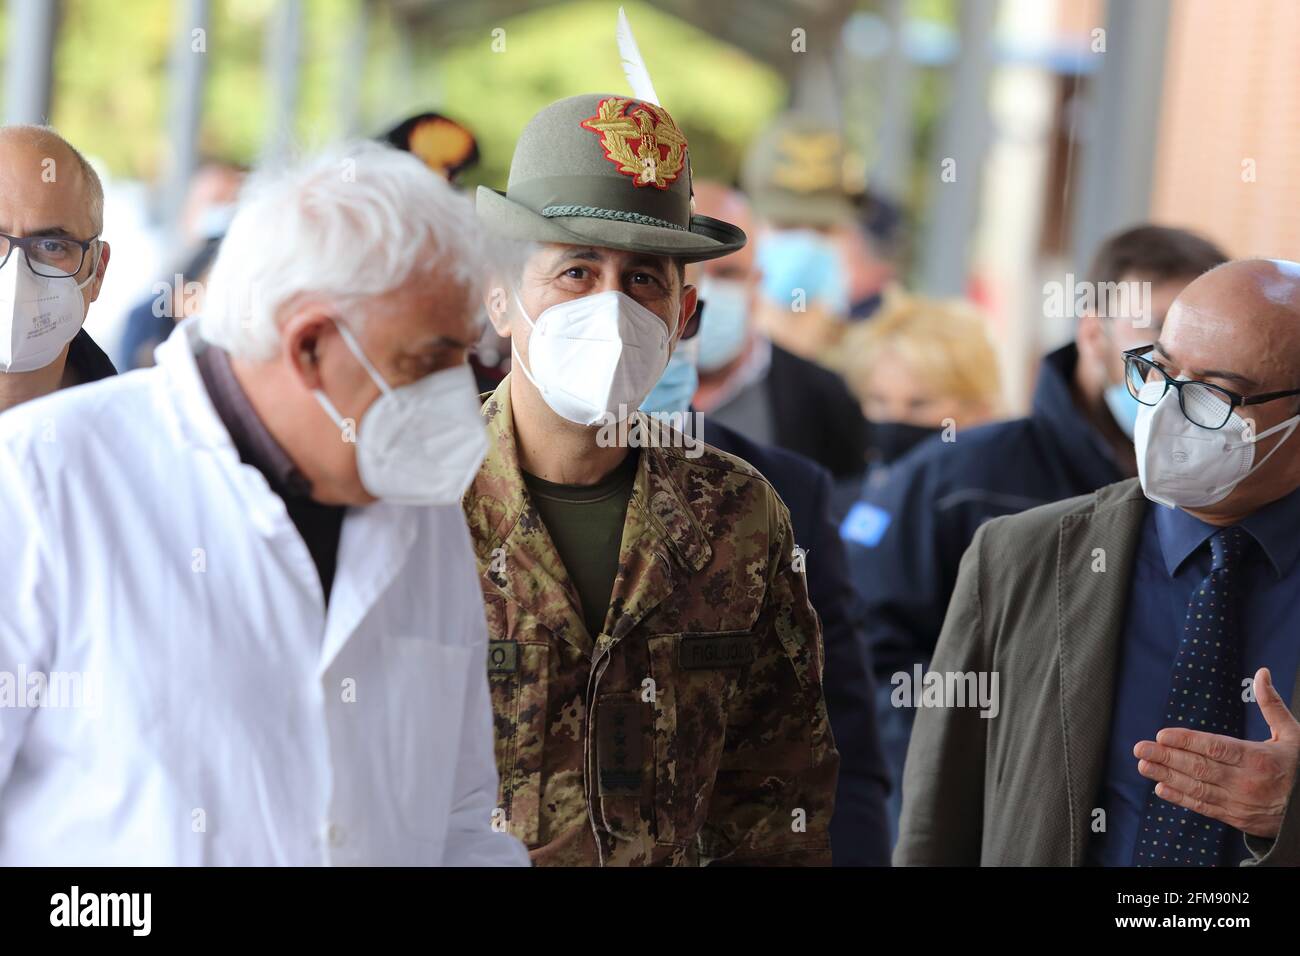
[766,344,870,483]
[705,416,892,866]
[66,329,118,385]
[842,343,1125,679]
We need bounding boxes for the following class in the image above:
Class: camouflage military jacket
[462,378,839,865]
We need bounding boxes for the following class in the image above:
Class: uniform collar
[1155,485,1300,580]
[467,376,709,563]
[464,375,712,651]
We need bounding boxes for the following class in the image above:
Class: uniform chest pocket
[487,641,549,847]
[646,631,751,846]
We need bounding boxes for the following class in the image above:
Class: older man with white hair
[0,142,528,866]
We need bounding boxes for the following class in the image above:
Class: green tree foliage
[428,0,786,188]
[31,0,784,191]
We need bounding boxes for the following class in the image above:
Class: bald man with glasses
[0,125,114,414]
[896,259,1300,867]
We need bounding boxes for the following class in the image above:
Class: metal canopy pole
[262,0,303,163]
[1069,0,1172,274]
[872,0,914,201]
[5,0,59,125]
[918,0,997,297]
[337,0,371,138]
[161,0,211,231]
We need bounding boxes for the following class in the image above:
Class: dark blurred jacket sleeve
[766,344,870,483]
[806,466,892,865]
[702,419,890,865]
[843,454,962,684]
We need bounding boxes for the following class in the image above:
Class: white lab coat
[0,321,528,866]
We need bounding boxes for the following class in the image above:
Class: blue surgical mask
[1098,320,1140,439]
[696,276,750,372]
[755,229,848,313]
[1104,381,1140,439]
[641,341,699,416]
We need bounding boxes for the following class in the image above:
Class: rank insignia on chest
[597,697,644,796]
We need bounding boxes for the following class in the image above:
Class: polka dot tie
[1133,526,1254,867]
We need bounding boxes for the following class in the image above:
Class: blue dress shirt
[1088,485,1300,866]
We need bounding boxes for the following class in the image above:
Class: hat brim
[476,187,746,263]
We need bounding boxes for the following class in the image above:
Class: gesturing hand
[1134,667,1300,839]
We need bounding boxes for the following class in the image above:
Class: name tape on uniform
[679,632,755,670]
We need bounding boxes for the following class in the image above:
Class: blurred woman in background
[834,286,1003,841]
[839,286,1002,486]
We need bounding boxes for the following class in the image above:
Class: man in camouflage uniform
[466,93,839,865]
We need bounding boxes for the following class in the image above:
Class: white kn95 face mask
[314,319,488,506]
[510,289,672,426]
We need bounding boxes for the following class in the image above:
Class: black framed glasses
[1123,344,1300,430]
[0,232,98,279]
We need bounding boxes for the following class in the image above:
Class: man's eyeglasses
[0,232,99,279]
[1122,345,1300,430]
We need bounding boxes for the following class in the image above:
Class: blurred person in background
[836,189,906,322]
[383,110,480,183]
[897,258,1300,866]
[118,158,245,369]
[835,286,1002,835]
[121,235,223,368]
[839,286,1002,483]
[691,179,869,485]
[741,112,857,365]
[841,223,1229,844]
[175,158,246,247]
[0,142,527,866]
[0,125,114,412]
[643,269,893,865]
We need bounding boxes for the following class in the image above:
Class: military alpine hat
[476,93,746,263]
[741,112,857,228]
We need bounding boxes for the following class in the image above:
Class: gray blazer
[894,478,1300,866]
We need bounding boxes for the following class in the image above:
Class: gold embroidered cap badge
[580,96,688,190]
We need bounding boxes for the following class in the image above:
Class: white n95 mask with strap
[314,320,488,506]
[1135,378,1300,509]
[511,289,672,426]
[0,247,96,373]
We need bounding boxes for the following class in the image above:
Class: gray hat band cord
[508,174,690,229]
[540,204,687,231]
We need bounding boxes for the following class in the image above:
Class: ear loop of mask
[73,241,100,291]
[313,317,393,431]
[1207,412,1300,495]
[508,290,548,396]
